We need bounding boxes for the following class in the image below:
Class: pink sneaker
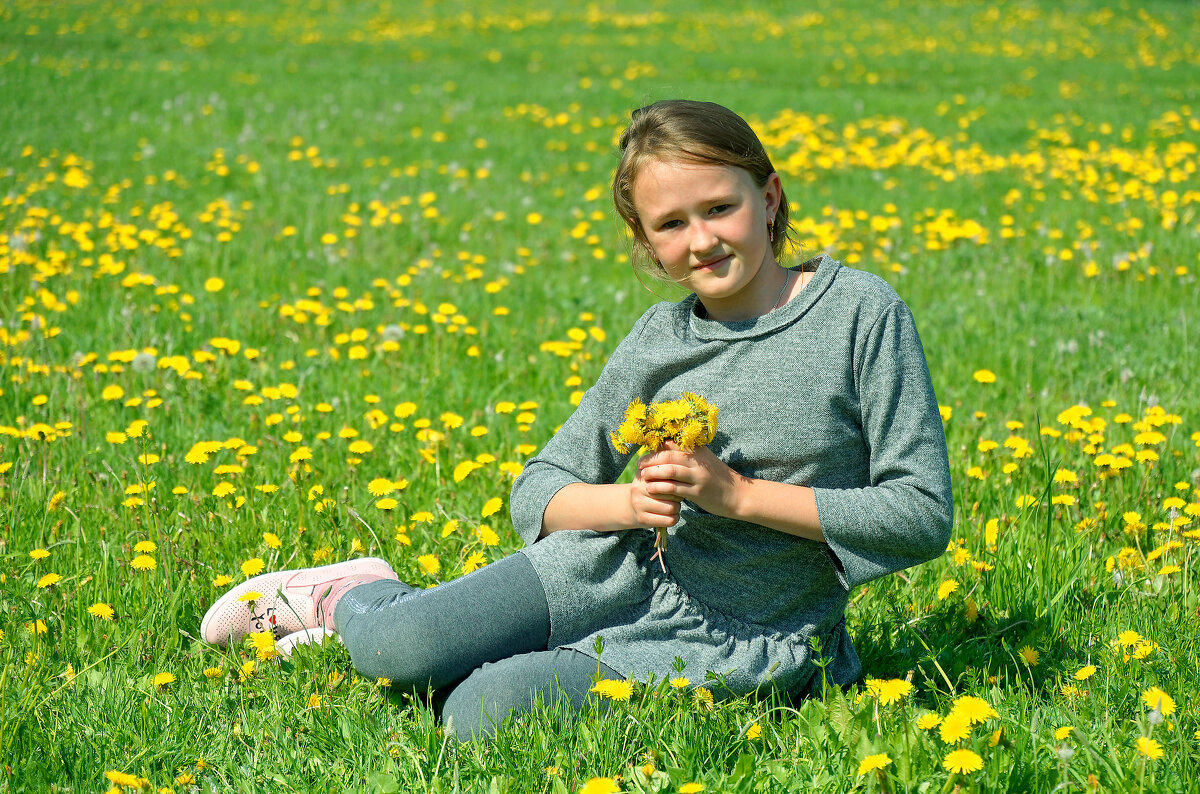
[200,557,397,647]
[275,627,340,659]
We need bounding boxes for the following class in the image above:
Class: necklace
[770,269,793,313]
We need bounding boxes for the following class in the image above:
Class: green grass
[2,0,1199,790]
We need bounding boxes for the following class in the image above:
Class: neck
[697,263,791,322]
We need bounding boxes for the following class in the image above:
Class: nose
[688,219,718,256]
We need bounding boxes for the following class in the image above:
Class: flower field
[2,0,1199,790]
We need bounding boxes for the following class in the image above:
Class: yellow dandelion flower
[937,579,958,600]
[417,554,440,576]
[590,679,634,701]
[670,676,690,689]
[1074,665,1097,680]
[88,602,115,621]
[939,712,972,743]
[36,572,62,589]
[133,540,157,553]
[241,558,265,577]
[237,591,262,602]
[578,778,619,794]
[950,696,1000,725]
[857,753,892,776]
[1142,687,1175,716]
[972,370,996,384]
[307,692,321,709]
[917,712,942,730]
[1136,737,1163,760]
[29,548,51,560]
[866,678,914,705]
[745,722,762,740]
[131,555,156,571]
[943,748,983,774]
[204,277,225,292]
[203,667,224,679]
[247,631,278,661]
[212,574,233,587]
[1018,646,1040,666]
[1055,726,1074,741]
[482,497,503,517]
[154,672,176,688]
[679,784,705,794]
[263,532,281,549]
[368,478,395,496]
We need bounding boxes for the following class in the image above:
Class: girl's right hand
[629,466,682,528]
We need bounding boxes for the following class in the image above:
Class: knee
[341,613,444,688]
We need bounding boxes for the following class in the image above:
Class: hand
[629,461,682,529]
[637,441,747,519]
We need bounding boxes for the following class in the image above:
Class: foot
[200,557,397,647]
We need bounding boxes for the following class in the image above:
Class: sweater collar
[685,253,840,341]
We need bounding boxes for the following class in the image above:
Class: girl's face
[632,159,782,322]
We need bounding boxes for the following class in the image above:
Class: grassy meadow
[2,0,1200,790]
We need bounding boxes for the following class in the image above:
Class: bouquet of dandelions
[611,392,719,571]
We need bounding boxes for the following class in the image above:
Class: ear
[763,172,783,218]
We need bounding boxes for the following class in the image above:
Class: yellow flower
[462,550,488,574]
[417,554,440,576]
[376,498,398,510]
[482,497,503,517]
[1074,665,1097,680]
[939,712,972,743]
[203,667,224,679]
[29,548,51,560]
[590,679,634,702]
[105,771,142,787]
[1018,646,1040,666]
[131,555,157,571]
[237,591,262,602]
[154,672,176,688]
[307,692,322,709]
[263,532,281,549]
[679,784,705,793]
[1055,726,1074,741]
[745,722,762,740]
[368,478,395,496]
[670,676,690,689]
[857,753,892,776]
[917,712,942,730]
[102,384,125,401]
[866,678,913,705]
[134,540,157,553]
[247,631,278,661]
[477,525,500,546]
[949,695,1000,725]
[943,748,983,774]
[1136,737,1163,760]
[578,778,619,794]
[1142,687,1175,716]
[204,277,225,292]
[213,574,233,587]
[937,579,958,600]
[241,558,265,577]
[972,370,996,384]
[36,572,62,588]
[88,602,115,621]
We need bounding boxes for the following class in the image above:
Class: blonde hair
[612,100,793,278]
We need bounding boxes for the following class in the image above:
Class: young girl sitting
[201,99,953,739]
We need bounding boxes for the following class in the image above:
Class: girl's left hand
[637,441,747,519]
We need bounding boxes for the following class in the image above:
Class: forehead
[632,159,756,214]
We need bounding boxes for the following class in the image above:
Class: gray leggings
[333,552,621,739]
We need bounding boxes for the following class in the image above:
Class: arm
[539,476,680,538]
[509,306,663,546]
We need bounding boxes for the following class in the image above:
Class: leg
[334,552,551,691]
[442,648,623,741]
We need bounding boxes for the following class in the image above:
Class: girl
[201,99,953,739]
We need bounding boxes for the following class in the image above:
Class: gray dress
[510,255,954,696]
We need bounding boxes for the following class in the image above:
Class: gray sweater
[510,254,953,694]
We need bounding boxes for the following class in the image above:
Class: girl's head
[612,100,792,277]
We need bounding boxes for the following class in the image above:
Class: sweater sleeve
[813,300,953,590]
[509,306,659,547]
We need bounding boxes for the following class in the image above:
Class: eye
[708,204,732,216]
[658,219,682,231]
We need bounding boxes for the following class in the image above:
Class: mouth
[693,254,731,271]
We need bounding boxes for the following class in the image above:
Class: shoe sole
[200,556,395,647]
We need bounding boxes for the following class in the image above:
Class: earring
[767,220,775,244]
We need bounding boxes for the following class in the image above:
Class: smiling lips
[693,254,731,270]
